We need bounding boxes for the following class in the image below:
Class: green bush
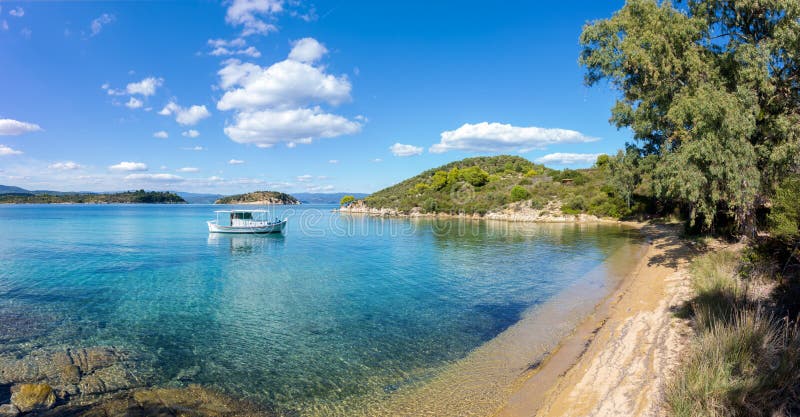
[530,196,546,210]
[563,195,587,214]
[666,309,800,417]
[510,185,530,202]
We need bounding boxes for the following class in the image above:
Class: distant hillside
[215,191,300,205]
[177,192,224,204]
[0,185,33,195]
[360,155,628,218]
[0,190,186,204]
[293,192,369,204]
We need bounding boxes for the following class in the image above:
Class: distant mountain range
[0,185,368,205]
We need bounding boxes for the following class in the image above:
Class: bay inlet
[0,204,644,416]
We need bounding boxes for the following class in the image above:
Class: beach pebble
[10,383,56,412]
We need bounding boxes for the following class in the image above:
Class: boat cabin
[213,210,276,227]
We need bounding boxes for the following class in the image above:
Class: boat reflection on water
[207,233,285,254]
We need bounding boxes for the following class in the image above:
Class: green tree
[768,176,800,242]
[339,195,355,206]
[595,154,610,169]
[510,185,530,202]
[608,148,640,209]
[580,0,800,234]
[431,171,449,190]
[447,167,461,186]
[461,166,490,187]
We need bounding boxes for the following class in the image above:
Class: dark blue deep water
[0,204,640,415]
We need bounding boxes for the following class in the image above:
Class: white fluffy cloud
[153,131,169,139]
[217,59,262,90]
[328,159,338,164]
[125,97,143,109]
[535,153,604,166]
[389,143,423,157]
[49,161,83,170]
[90,13,115,37]
[217,38,360,148]
[223,107,361,147]
[429,122,598,154]
[109,161,148,172]
[159,102,211,125]
[9,7,24,17]
[176,167,199,173]
[0,144,22,156]
[228,159,245,165]
[225,0,283,36]
[296,174,313,182]
[0,119,42,135]
[217,58,351,110]
[126,77,163,96]
[181,129,200,138]
[288,38,327,63]
[124,173,183,182]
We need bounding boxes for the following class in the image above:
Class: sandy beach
[495,224,694,417]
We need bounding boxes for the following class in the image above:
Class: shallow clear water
[0,204,641,415]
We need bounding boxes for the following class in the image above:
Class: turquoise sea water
[0,204,641,415]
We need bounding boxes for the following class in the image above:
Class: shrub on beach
[688,251,743,330]
[666,309,800,417]
[666,250,800,417]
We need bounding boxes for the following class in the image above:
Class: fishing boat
[207,209,287,234]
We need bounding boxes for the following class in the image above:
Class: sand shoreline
[494,223,693,417]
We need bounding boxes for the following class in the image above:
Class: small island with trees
[0,190,186,204]
[214,191,300,205]
[341,154,635,220]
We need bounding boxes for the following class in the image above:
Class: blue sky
[0,0,629,194]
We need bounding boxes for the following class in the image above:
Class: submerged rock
[60,365,81,386]
[10,383,56,412]
[0,346,146,399]
[41,385,269,417]
[0,404,20,417]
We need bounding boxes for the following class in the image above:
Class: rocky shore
[0,346,267,416]
[338,200,617,223]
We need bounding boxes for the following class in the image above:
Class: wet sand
[495,223,693,417]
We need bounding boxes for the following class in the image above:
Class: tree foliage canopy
[581,0,800,232]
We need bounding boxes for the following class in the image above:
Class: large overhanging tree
[580,0,800,234]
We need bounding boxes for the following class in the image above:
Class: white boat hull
[207,219,287,234]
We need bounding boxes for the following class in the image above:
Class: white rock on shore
[337,200,615,223]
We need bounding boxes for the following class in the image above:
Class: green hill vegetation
[363,155,631,218]
[0,190,185,204]
[215,191,299,205]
